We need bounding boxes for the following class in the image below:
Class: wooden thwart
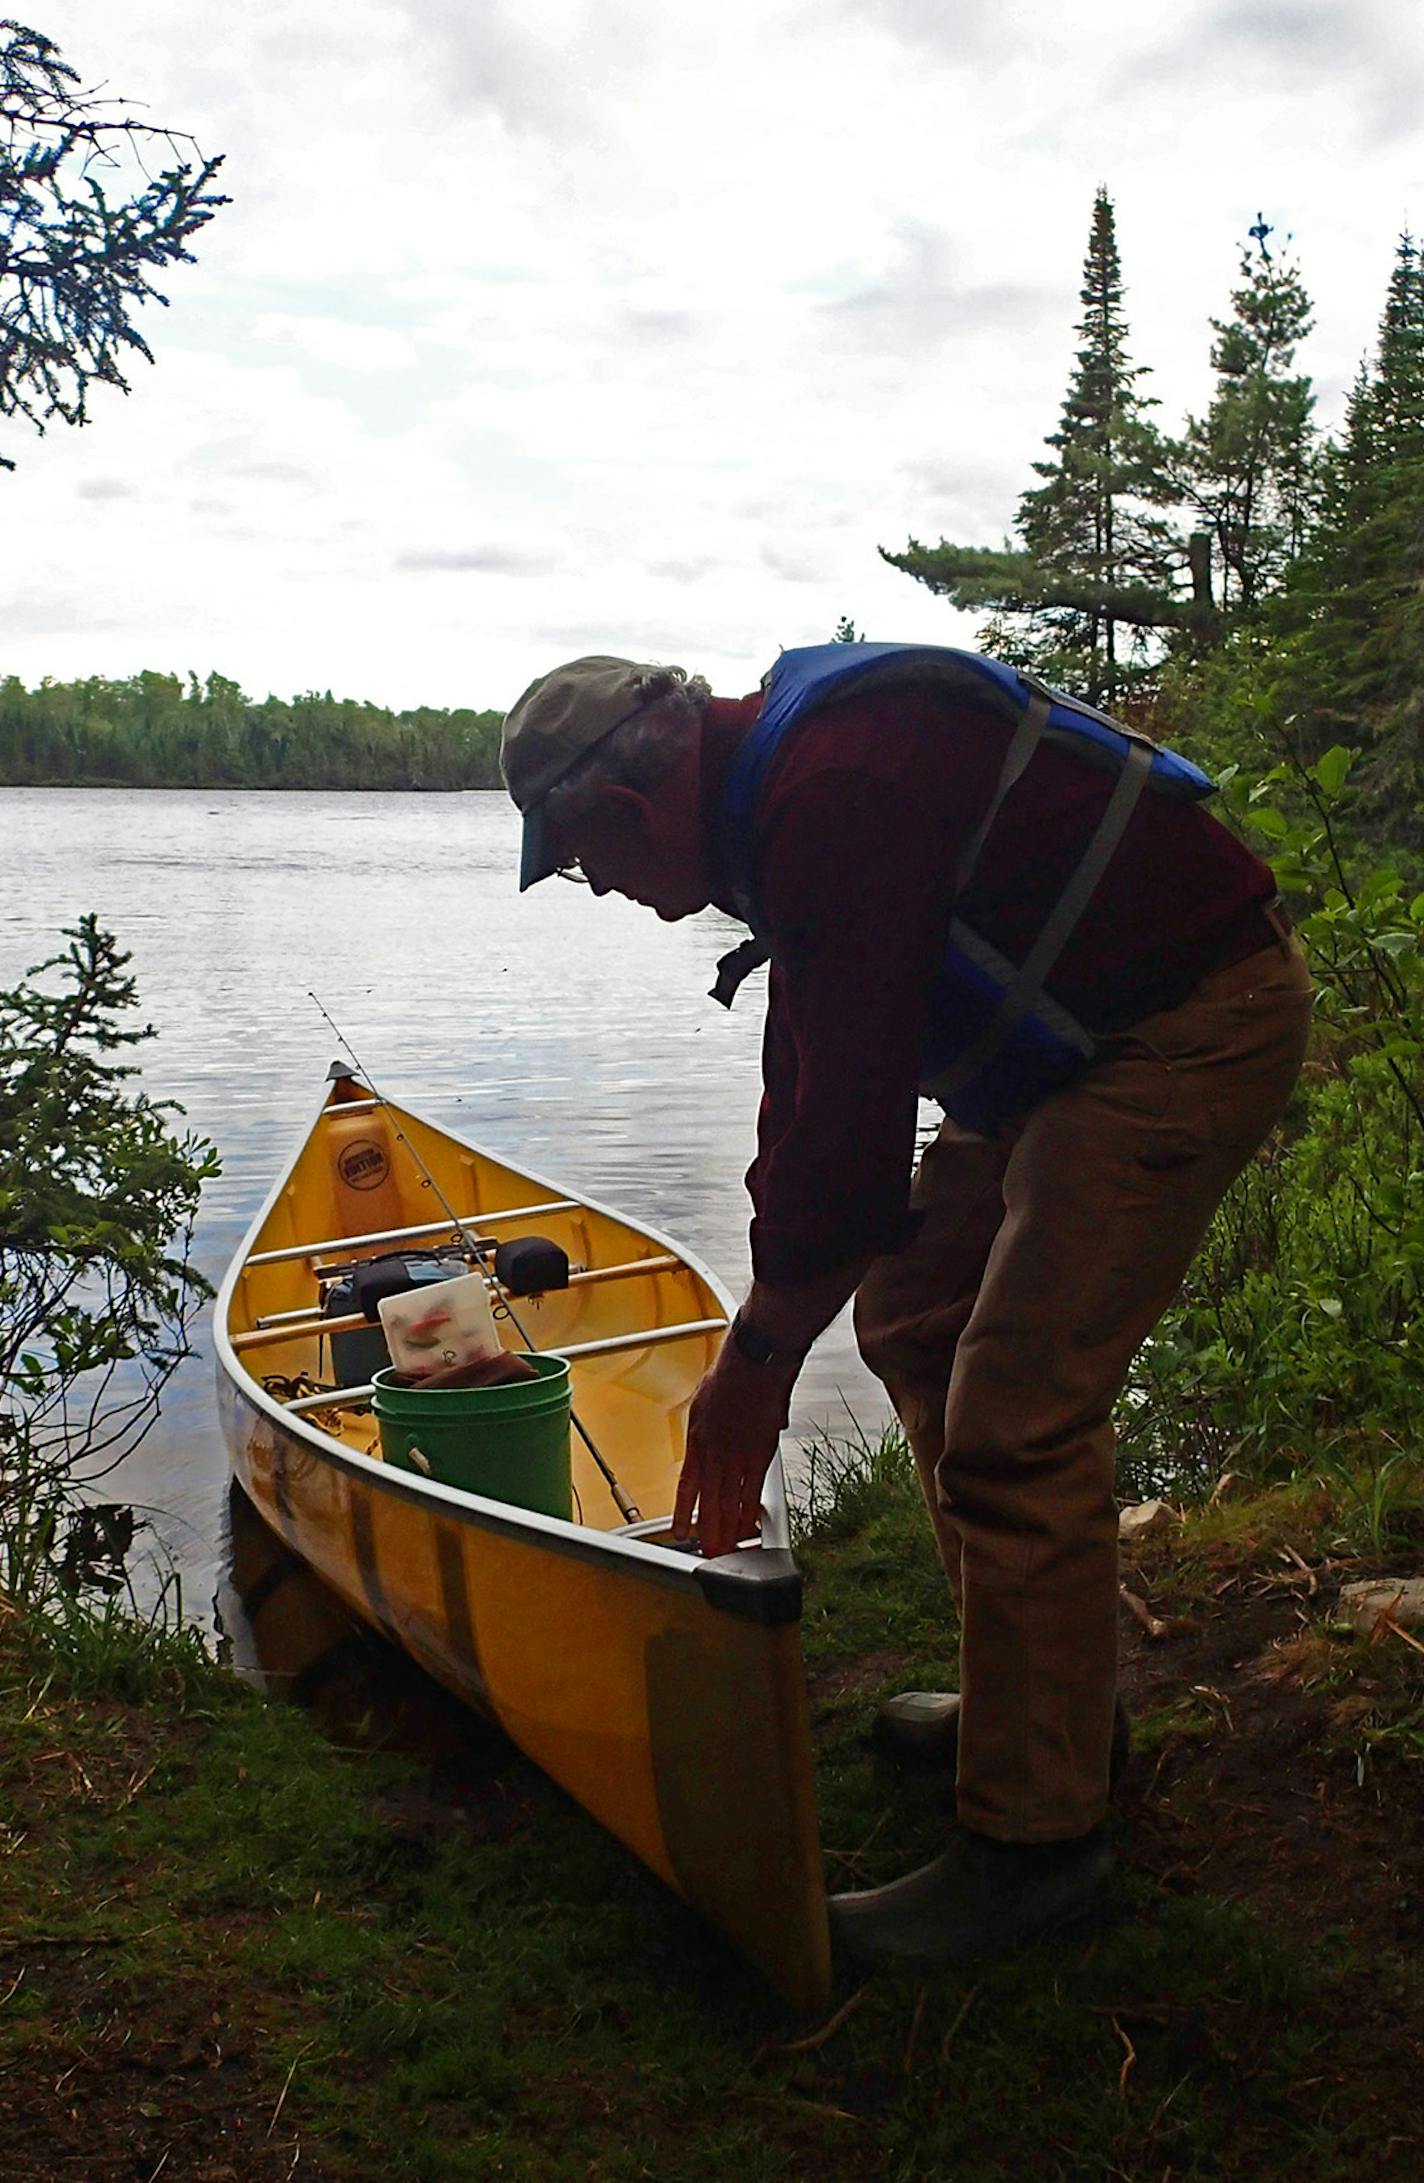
[235,1253,684,1353]
[279,1314,728,1413]
[243,1200,580,1269]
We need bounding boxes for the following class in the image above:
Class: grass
[0,1442,1421,2179]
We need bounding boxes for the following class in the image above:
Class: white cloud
[75,477,138,501]
[396,544,556,576]
[4,2,1423,707]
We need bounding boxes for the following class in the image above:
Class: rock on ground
[1337,1576,1424,1634]
[1119,1498,1179,1541]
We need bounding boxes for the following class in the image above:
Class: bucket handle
[405,1444,434,1477]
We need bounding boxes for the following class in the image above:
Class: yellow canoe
[214,1067,831,2012]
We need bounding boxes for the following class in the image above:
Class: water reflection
[0,787,890,1631]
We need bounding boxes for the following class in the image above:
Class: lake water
[0,787,891,1629]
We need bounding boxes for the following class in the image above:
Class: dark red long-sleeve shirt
[700,681,1278,1283]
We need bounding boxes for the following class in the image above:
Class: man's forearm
[739,1254,874,1363]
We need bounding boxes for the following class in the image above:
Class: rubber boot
[875,1691,1133,1786]
[828,1825,1119,1973]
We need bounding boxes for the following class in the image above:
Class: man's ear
[594,782,661,840]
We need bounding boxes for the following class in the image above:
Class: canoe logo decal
[338,1138,390,1191]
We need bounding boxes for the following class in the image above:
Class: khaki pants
[853,940,1314,1842]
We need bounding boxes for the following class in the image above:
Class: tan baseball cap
[500,655,670,889]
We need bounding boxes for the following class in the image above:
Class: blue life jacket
[711,642,1215,1136]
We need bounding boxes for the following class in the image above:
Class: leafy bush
[0,917,218,1611]
[1121,744,1424,1492]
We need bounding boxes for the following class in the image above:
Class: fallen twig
[1121,1586,1172,1640]
[1278,1542,1318,1594]
[119,1760,160,1810]
[941,1984,978,2062]
[902,1986,926,2077]
[267,2042,313,2137]
[1383,1614,1424,1659]
[755,1984,869,2063]
[22,1674,56,1724]
[1191,1683,1235,1735]
[0,1969,23,2007]
[824,1811,889,1880]
[1112,2014,1136,2097]
[750,2092,859,2123]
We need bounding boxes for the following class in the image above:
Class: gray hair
[544,664,710,819]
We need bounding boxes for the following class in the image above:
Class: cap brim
[519,802,561,891]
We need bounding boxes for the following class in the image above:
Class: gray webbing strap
[715,671,1052,1014]
[928,739,1154,1103]
[954,680,1052,895]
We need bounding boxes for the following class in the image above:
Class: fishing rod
[307,992,641,1524]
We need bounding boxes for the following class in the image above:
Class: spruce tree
[1369,232,1424,459]
[0,22,227,470]
[1275,233,1424,814]
[883,189,1181,708]
[1174,220,1316,617]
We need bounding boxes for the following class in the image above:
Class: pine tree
[1273,233,1424,813]
[884,189,1181,708]
[1369,233,1424,458]
[1174,219,1316,617]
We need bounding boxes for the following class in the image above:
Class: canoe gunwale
[221,1375,799,1618]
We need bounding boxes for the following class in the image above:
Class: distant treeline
[0,672,506,789]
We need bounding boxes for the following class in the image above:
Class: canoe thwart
[244,1200,581,1270]
[277,1315,729,1411]
[239,1253,687,1350]
[285,1382,375,1415]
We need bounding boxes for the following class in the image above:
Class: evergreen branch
[880,541,1194,633]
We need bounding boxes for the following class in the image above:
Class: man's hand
[672,1341,799,1558]
[672,1260,869,1556]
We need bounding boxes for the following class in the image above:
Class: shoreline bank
[1,1452,1420,2180]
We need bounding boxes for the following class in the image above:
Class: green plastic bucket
[371,1356,573,1520]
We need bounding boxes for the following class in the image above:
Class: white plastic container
[377,1270,502,1377]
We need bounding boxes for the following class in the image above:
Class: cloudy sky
[5,0,1422,711]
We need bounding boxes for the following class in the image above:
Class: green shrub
[1121,744,1424,1491]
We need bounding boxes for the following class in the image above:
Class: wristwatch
[730,1311,796,1367]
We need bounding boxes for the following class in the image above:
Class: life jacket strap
[709,676,1055,1014]
[924,738,1153,1106]
[710,933,771,1009]
[954,678,1052,895]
